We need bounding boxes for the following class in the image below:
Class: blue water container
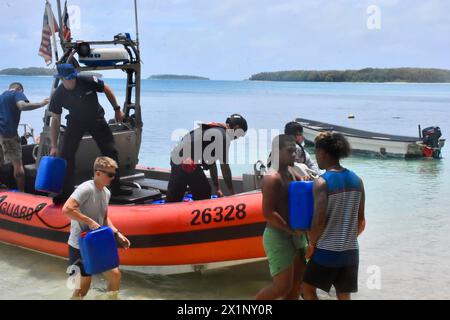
[288,181,314,230]
[79,226,119,275]
[35,156,67,193]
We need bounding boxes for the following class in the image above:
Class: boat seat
[122,178,169,193]
[110,187,162,205]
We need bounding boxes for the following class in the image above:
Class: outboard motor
[422,126,442,158]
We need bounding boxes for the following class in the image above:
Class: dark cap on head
[226,114,248,133]
[54,63,78,80]
[284,121,303,135]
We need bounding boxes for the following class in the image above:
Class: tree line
[249,68,450,83]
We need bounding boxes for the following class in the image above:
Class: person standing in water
[63,156,130,299]
[255,134,308,300]
[303,132,366,300]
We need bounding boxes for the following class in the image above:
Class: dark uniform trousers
[166,162,212,202]
[59,117,121,197]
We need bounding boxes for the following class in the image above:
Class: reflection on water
[0,242,272,300]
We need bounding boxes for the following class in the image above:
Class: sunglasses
[98,170,116,178]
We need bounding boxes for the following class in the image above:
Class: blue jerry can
[288,181,314,230]
[35,156,67,193]
[79,226,119,275]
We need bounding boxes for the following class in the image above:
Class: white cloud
[228,14,250,28]
[250,37,284,50]
[0,0,449,79]
[265,1,303,15]
[0,32,19,42]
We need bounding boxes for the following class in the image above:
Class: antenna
[56,0,64,45]
[134,0,140,53]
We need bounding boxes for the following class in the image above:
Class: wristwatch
[113,106,121,111]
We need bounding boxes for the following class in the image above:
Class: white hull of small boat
[302,126,421,157]
[122,257,268,276]
[297,118,445,158]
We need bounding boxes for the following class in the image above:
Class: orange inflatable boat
[0,31,269,273]
[0,188,266,266]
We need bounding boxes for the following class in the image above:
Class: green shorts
[263,226,308,277]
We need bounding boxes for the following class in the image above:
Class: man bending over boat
[167,114,247,202]
[63,156,130,299]
[0,82,49,191]
[255,134,308,300]
[303,132,366,300]
[49,63,131,204]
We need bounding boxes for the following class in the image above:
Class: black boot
[53,193,70,205]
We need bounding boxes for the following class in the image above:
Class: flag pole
[46,1,59,62]
[56,0,64,46]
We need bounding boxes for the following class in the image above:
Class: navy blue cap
[54,63,78,80]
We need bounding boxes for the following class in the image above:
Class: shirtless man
[255,134,308,300]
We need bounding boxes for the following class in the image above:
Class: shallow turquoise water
[0,76,449,299]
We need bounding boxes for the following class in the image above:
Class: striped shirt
[313,168,362,267]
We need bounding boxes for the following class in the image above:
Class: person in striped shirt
[303,132,366,300]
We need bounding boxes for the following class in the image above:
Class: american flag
[62,0,71,42]
[38,1,59,65]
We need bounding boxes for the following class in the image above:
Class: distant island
[249,68,450,83]
[148,74,210,80]
[0,67,102,78]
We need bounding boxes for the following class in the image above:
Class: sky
[0,0,449,80]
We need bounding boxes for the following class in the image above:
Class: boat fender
[288,181,314,230]
[79,226,119,275]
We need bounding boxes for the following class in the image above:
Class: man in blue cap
[49,64,131,204]
[0,82,49,191]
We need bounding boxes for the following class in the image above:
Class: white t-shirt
[67,180,111,249]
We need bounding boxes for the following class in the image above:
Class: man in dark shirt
[49,64,130,203]
[0,82,49,191]
[167,114,247,202]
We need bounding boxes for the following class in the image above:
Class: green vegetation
[0,67,54,76]
[249,68,450,83]
[148,74,210,80]
[0,67,102,78]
